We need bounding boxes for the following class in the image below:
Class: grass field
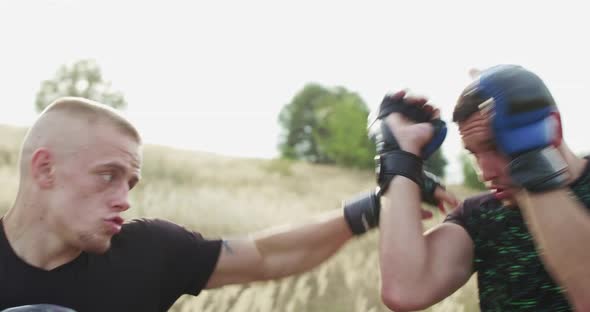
[0,124,480,311]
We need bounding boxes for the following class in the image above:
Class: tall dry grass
[0,124,480,311]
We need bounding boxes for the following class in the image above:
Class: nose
[111,184,131,212]
[475,153,499,182]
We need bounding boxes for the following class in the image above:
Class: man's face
[48,123,142,254]
[459,112,514,199]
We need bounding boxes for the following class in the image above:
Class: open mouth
[490,185,510,200]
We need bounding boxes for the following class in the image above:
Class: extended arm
[205,209,352,288]
[205,182,457,289]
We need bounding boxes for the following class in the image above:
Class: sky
[1,0,589,183]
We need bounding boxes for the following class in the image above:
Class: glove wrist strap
[377,150,424,195]
[343,191,380,235]
[509,146,569,192]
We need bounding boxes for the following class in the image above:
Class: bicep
[422,222,475,302]
[205,239,264,289]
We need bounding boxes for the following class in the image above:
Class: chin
[78,232,113,254]
[83,241,112,254]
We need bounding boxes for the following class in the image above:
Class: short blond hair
[39,97,141,143]
[18,97,142,177]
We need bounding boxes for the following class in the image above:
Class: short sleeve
[443,192,498,239]
[444,202,467,228]
[144,219,222,296]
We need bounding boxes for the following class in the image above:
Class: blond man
[0,97,456,311]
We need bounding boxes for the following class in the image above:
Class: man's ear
[31,148,55,188]
[551,111,563,147]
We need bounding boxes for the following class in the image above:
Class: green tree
[316,93,375,169]
[278,84,326,163]
[424,149,448,178]
[278,83,374,169]
[461,153,486,190]
[35,59,126,112]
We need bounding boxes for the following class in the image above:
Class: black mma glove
[369,93,447,196]
[343,170,443,235]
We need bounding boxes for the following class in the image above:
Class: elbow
[381,282,430,312]
[571,294,590,312]
[381,290,407,312]
[574,302,590,312]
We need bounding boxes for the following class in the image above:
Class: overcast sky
[1,0,589,183]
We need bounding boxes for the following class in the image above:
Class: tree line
[36,59,486,188]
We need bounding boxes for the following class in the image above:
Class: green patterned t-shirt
[444,161,590,311]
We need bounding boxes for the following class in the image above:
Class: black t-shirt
[0,218,222,312]
[444,159,590,311]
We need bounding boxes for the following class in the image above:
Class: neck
[3,193,82,270]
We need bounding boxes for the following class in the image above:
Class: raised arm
[516,186,590,311]
[380,178,473,311]
[374,93,473,311]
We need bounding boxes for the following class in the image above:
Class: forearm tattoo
[222,240,234,254]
